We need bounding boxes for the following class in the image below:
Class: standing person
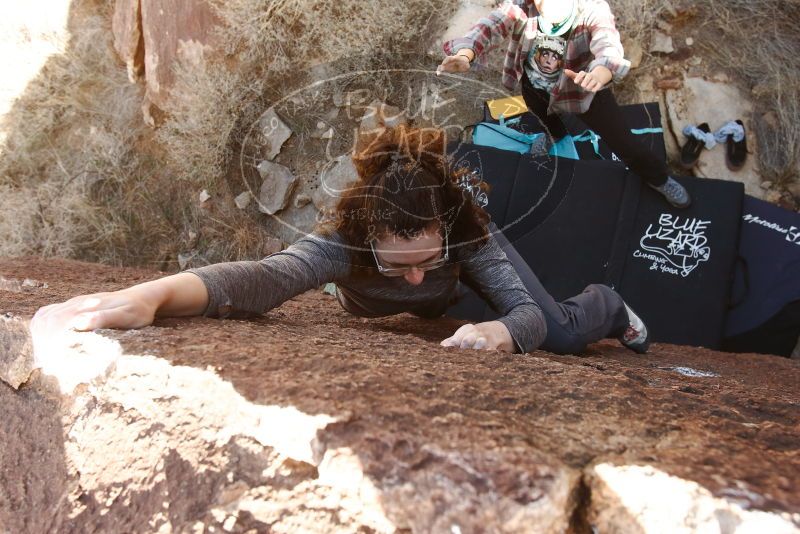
[32,126,650,355]
[438,0,691,208]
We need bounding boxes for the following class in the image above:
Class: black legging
[493,227,630,354]
[520,75,669,187]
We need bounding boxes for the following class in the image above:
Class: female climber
[32,126,649,355]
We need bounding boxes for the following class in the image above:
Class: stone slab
[1,258,798,532]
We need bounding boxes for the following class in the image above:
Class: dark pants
[494,227,630,354]
[520,75,669,187]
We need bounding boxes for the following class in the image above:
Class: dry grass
[0,0,457,268]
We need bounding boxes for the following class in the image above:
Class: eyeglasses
[370,233,449,277]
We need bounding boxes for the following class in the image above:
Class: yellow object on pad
[486,95,529,120]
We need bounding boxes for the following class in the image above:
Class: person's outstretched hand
[31,287,160,335]
[564,67,612,93]
[436,53,472,75]
[440,320,514,352]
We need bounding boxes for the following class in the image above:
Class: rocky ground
[1,257,799,533]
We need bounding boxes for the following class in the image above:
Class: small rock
[234,191,251,210]
[313,127,334,140]
[316,121,327,130]
[624,38,644,70]
[311,156,358,212]
[294,193,312,209]
[0,314,34,389]
[650,31,674,54]
[198,190,211,203]
[257,161,299,215]
[760,181,773,190]
[655,77,682,90]
[685,37,694,46]
[711,72,730,83]
[259,109,293,161]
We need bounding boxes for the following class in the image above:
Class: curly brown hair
[320,125,490,269]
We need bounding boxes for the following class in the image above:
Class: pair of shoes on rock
[649,176,692,208]
[680,120,747,171]
[618,302,650,354]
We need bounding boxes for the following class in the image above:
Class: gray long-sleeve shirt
[186,231,546,353]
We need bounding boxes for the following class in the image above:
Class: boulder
[257,160,298,215]
[311,155,358,213]
[1,257,799,532]
[664,76,762,197]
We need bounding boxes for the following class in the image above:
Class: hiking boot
[648,176,691,208]
[618,302,650,354]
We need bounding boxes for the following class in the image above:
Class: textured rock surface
[112,0,144,82]
[1,257,799,533]
[0,313,33,389]
[665,76,761,197]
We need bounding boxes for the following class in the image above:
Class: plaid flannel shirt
[444,0,631,114]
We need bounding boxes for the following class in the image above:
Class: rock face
[1,257,799,533]
[111,0,219,112]
[665,76,761,197]
[112,0,145,82]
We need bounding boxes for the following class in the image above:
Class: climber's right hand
[436,51,473,75]
[31,286,161,334]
